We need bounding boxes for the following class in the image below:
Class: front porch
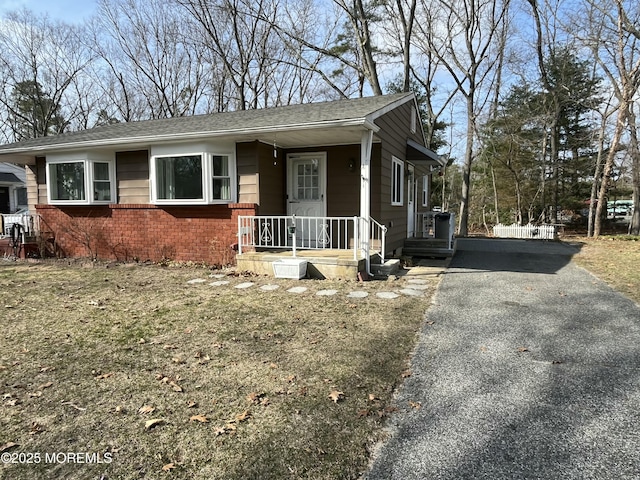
[235,212,455,279]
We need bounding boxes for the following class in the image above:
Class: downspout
[360,128,374,275]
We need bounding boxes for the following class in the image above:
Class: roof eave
[0,118,380,156]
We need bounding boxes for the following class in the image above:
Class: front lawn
[0,262,437,479]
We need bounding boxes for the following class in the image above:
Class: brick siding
[36,203,257,265]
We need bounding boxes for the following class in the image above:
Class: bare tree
[581,0,640,236]
[0,9,93,140]
[420,0,511,235]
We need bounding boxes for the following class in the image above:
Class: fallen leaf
[0,442,19,452]
[401,370,412,378]
[480,346,488,352]
[235,410,251,422]
[246,392,263,404]
[162,463,175,472]
[163,344,178,350]
[224,422,237,432]
[138,405,155,415]
[144,418,164,430]
[187,401,198,408]
[28,391,42,398]
[409,401,422,409]
[357,408,371,417]
[517,347,530,353]
[115,405,124,414]
[213,426,226,436]
[170,382,183,392]
[5,399,20,406]
[368,394,380,402]
[190,414,209,423]
[29,422,44,434]
[259,397,270,406]
[172,356,185,364]
[328,390,344,403]
[426,321,435,326]
[95,372,114,380]
[40,382,53,389]
[138,338,146,344]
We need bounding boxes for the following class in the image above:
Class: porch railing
[1,213,40,241]
[415,211,456,250]
[238,215,386,262]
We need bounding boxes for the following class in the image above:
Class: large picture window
[47,156,115,205]
[155,155,203,200]
[150,149,235,205]
[391,157,404,206]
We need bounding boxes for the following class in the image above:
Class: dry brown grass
[0,261,438,479]
[570,235,640,305]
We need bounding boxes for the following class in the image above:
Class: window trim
[422,174,429,207]
[46,154,116,206]
[391,156,404,206]
[149,149,236,205]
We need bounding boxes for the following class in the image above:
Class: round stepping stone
[347,291,369,299]
[407,279,428,284]
[235,282,255,289]
[187,278,206,284]
[404,284,430,290]
[287,286,308,294]
[316,289,338,296]
[399,288,423,297]
[210,274,226,279]
[376,292,399,299]
[260,284,280,291]
[209,280,230,287]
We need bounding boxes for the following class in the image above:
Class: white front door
[407,163,416,237]
[287,153,327,246]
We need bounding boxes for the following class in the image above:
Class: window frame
[149,148,236,205]
[391,156,404,206]
[422,174,429,207]
[46,154,116,206]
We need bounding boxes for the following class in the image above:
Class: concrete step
[370,259,400,276]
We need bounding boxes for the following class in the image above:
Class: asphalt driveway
[365,238,640,480]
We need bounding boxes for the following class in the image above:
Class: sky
[0,0,97,22]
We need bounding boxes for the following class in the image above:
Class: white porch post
[360,129,374,272]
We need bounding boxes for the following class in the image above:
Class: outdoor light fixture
[348,158,356,172]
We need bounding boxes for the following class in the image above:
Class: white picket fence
[493,223,557,240]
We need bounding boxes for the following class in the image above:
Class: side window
[391,157,404,206]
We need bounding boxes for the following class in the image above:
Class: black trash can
[434,212,451,239]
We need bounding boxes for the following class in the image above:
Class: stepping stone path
[287,286,308,294]
[347,291,369,299]
[316,289,338,296]
[189,274,439,301]
[399,288,423,297]
[376,292,400,299]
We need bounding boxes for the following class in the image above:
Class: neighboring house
[0,162,27,214]
[0,93,448,271]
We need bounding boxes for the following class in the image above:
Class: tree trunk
[457,97,475,236]
[595,103,628,237]
[627,105,640,234]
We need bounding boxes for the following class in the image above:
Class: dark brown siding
[236,142,259,204]
[257,142,286,215]
[116,150,149,204]
[374,99,431,253]
[34,157,47,205]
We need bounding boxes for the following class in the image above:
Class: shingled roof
[0,93,414,155]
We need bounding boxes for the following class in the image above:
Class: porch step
[403,238,456,258]
[370,259,400,277]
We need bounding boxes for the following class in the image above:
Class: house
[0,162,27,214]
[0,92,452,276]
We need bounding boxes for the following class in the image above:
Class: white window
[47,154,115,205]
[422,175,429,207]
[150,147,235,205]
[391,156,404,206]
[155,155,204,201]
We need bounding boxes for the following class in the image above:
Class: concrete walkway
[365,238,640,480]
